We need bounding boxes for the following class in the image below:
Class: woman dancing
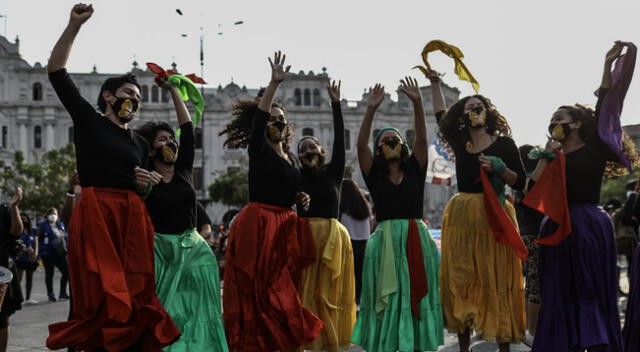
[427,70,527,351]
[296,80,356,352]
[219,51,322,352]
[351,78,443,352]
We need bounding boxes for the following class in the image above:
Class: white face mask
[47,214,58,223]
[628,191,634,199]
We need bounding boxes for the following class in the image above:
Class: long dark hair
[339,179,371,220]
[219,99,294,153]
[439,94,512,153]
[135,121,175,170]
[20,213,31,233]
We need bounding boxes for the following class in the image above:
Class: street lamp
[175,9,243,199]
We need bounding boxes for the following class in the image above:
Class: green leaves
[208,156,249,208]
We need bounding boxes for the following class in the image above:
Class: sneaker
[522,330,535,347]
[48,293,57,302]
[23,299,38,305]
[59,293,70,300]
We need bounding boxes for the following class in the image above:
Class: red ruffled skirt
[47,187,180,352]
[223,202,323,351]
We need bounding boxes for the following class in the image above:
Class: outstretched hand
[367,84,385,110]
[268,51,291,84]
[605,41,623,65]
[10,187,22,208]
[69,3,94,27]
[327,80,341,102]
[399,76,422,104]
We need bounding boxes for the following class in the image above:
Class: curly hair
[219,99,294,153]
[439,95,512,153]
[558,104,639,177]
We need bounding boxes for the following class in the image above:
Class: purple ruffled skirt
[623,243,640,351]
[532,204,623,352]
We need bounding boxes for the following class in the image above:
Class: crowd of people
[0,3,638,352]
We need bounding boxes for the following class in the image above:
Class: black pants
[42,254,69,296]
[15,261,37,300]
[351,239,368,304]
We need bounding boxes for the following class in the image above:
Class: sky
[2,0,639,146]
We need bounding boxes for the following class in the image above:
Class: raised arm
[600,41,623,89]
[48,4,94,73]
[327,80,345,179]
[9,188,23,237]
[357,84,384,177]
[425,70,447,117]
[159,79,194,171]
[399,77,428,169]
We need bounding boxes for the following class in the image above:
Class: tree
[0,144,76,217]
[208,156,249,208]
[600,170,638,204]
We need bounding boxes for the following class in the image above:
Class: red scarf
[407,219,428,319]
[480,169,528,260]
[522,151,572,245]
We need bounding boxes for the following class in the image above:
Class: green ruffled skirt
[154,229,228,352]
[351,219,444,352]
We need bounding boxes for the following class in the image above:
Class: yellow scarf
[414,40,480,93]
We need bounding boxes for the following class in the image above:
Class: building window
[34,126,42,149]
[303,89,311,106]
[406,130,415,147]
[33,82,43,101]
[294,89,301,106]
[193,167,203,190]
[195,127,203,149]
[141,85,149,102]
[1,126,7,148]
[161,89,169,103]
[302,128,314,136]
[344,129,351,150]
[312,89,321,106]
[151,86,159,102]
[68,126,74,144]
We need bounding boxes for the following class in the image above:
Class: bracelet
[428,76,440,83]
[65,192,75,198]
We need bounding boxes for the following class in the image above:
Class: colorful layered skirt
[154,228,227,352]
[351,218,443,352]
[297,217,356,352]
[47,187,180,352]
[533,204,623,352]
[440,192,525,344]
[222,202,323,351]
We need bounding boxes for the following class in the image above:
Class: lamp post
[175,9,243,200]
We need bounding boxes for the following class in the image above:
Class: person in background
[623,176,640,350]
[15,213,38,305]
[196,202,213,242]
[37,208,69,302]
[0,188,24,352]
[339,179,372,304]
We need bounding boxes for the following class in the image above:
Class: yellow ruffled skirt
[440,193,525,344]
[298,218,356,352]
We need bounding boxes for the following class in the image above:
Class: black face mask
[548,123,573,141]
[110,96,139,123]
[154,141,178,164]
[377,140,406,160]
[266,121,288,142]
[300,152,325,168]
[465,106,487,128]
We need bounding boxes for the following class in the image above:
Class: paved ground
[6,267,630,351]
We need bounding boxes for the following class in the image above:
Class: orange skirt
[47,187,180,352]
[223,202,323,351]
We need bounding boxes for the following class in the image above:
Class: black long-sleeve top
[248,109,302,207]
[145,122,197,234]
[49,69,148,190]
[434,113,527,194]
[298,102,345,218]
[363,155,427,222]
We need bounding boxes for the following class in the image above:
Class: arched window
[303,89,311,106]
[344,129,351,150]
[161,88,169,103]
[34,126,42,149]
[312,89,321,106]
[68,126,75,144]
[141,85,149,102]
[302,128,314,136]
[2,126,7,148]
[294,89,302,106]
[32,82,43,101]
[151,86,159,102]
[406,130,415,146]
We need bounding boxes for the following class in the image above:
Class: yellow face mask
[380,141,404,160]
[267,121,288,142]
[548,123,573,141]
[301,153,321,168]
[467,109,487,128]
